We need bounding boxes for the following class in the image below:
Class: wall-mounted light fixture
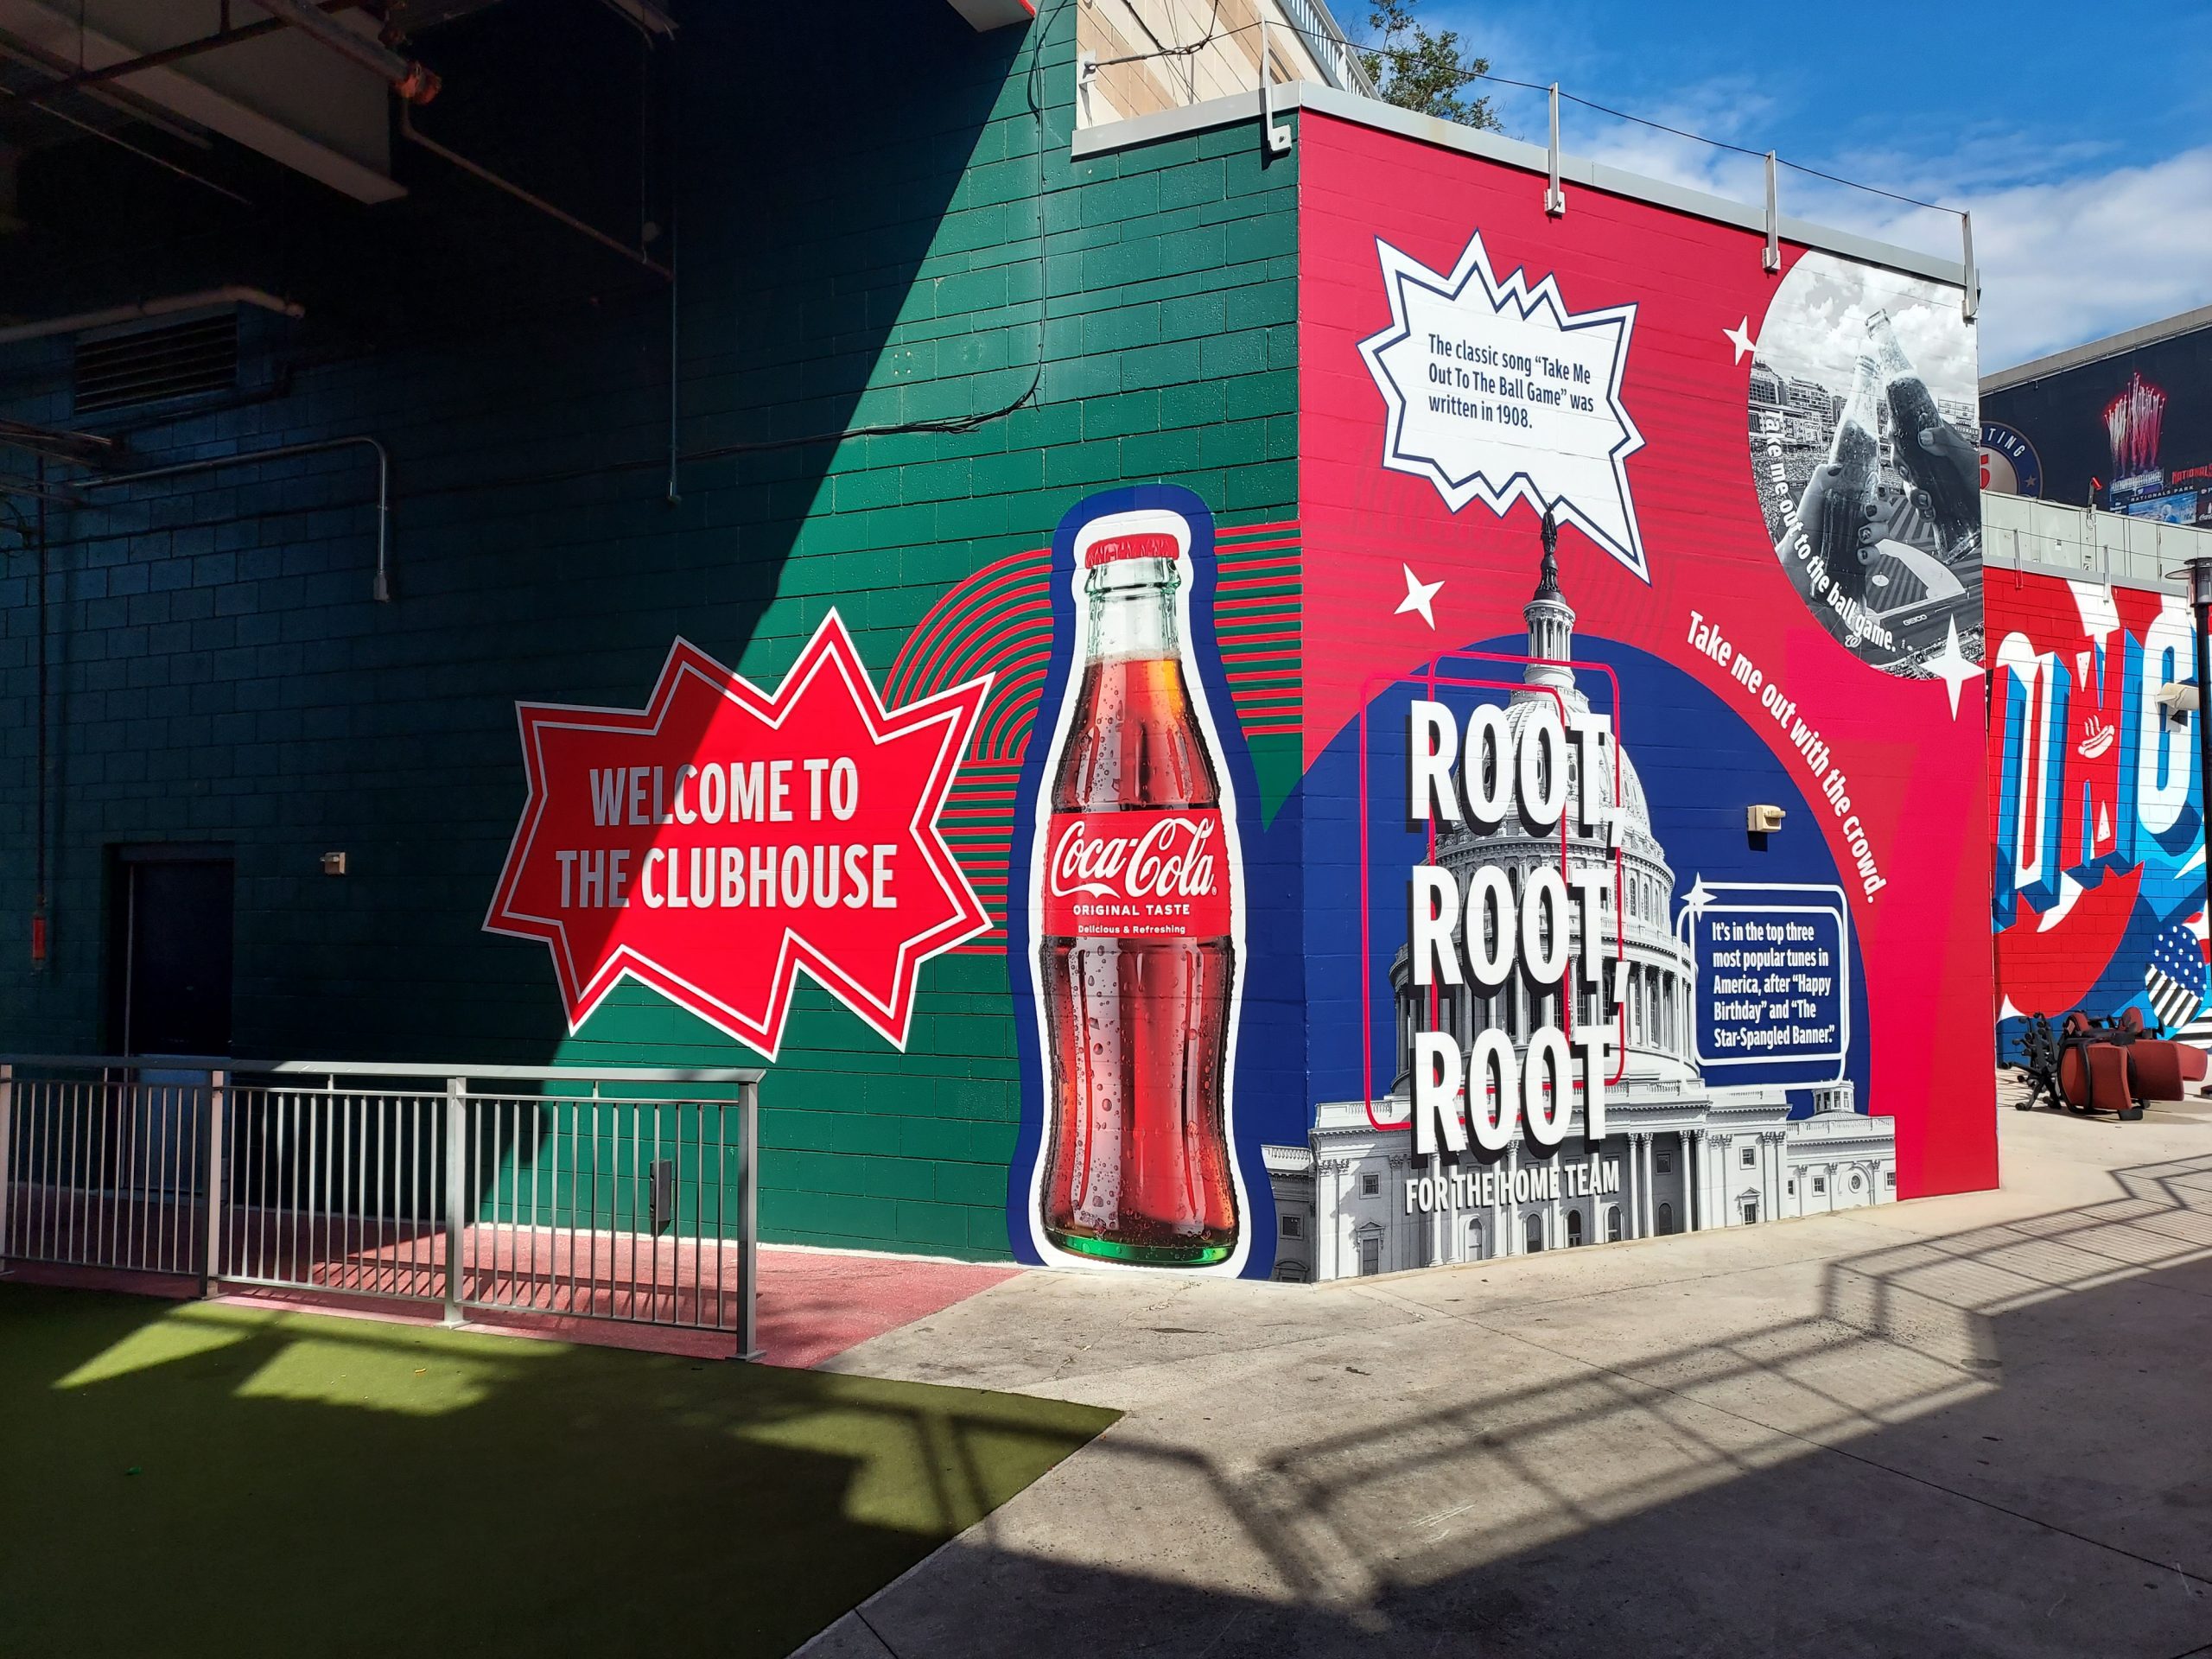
[1745,804,1786,835]
[321,852,348,876]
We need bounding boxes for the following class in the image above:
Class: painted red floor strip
[3,1246,1018,1370]
[753,1249,1018,1369]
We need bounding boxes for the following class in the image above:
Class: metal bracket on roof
[1961,211,1980,321]
[1260,20,1292,155]
[1764,152,1781,272]
[1545,85,1565,215]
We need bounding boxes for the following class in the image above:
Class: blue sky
[1407,0,2212,370]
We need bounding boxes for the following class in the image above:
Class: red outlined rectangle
[1357,649,1628,1134]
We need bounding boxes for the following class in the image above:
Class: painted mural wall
[471,102,2001,1283]
[1283,111,1995,1280]
[481,112,2000,1281]
[0,14,2005,1281]
[1987,567,2209,1054]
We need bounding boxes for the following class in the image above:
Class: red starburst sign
[485,612,990,1058]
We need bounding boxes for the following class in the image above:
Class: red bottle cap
[1084,532,1180,567]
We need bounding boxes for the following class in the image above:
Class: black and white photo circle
[1748,251,1983,677]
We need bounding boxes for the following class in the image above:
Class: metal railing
[455,1091,747,1335]
[215,1079,448,1306]
[0,1066,208,1278]
[0,1057,765,1359]
[1982,493,2212,591]
[1276,0,1377,98]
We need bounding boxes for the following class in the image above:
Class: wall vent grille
[73,312,239,414]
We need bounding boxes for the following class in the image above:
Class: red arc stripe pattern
[884,522,1303,950]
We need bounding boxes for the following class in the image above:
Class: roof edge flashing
[1981,301,2212,394]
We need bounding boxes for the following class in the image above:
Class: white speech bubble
[1359,230,1648,582]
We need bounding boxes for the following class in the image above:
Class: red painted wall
[1296,111,1997,1200]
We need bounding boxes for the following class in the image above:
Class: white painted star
[1928,616,1984,717]
[1724,317,1758,364]
[1395,564,1443,629]
[1684,874,1715,914]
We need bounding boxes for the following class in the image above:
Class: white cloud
[1519,107,2212,374]
[1753,251,1977,413]
[1955,149,2212,369]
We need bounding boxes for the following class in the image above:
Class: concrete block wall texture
[0,3,1300,1261]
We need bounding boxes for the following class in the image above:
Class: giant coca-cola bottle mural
[1023,502,1249,1269]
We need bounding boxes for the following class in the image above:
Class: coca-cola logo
[1050,814,1220,902]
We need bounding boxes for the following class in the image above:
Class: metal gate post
[0,1063,13,1276]
[201,1071,227,1295]
[736,1079,761,1361]
[443,1077,467,1325]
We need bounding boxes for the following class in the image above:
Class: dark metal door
[119,857,234,1057]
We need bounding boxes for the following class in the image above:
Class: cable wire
[664,0,1065,474]
[1092,21,1963,221]
[1087,0,1226,70]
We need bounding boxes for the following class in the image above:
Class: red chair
[2054,1012,2144,1119]
[2118,1007,2209,1103]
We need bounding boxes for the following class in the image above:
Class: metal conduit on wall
[2,434,391,601]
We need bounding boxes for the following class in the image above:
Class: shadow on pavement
[810,1147,2212,1658]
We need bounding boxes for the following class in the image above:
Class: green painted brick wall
[0,4,1301,1262]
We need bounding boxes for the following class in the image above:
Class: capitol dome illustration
[1264,523,1897,1283]
[1386,519,1698,1098]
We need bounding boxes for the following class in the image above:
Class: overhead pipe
[599,0,677,37]
[400,105,671,279]
[1,435,393,601]
[87,436,392,601]
[0,418,119,467]
[0,37,213,147]
[32,455,48,969]
[0,44,251,205]
[0,470,92,505]
[0,286,304,347]
[664,32,681,503]
[14,1,369,105]
[251,0,441,104]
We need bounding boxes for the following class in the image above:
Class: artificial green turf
[0,1285,1115,1658]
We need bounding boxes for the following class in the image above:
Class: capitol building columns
[1503,1139,1521,1255]
[1268,534,1900,1285]
[1686,1129,1702,1231]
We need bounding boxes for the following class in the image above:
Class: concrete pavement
[798,1086,2212,1657]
